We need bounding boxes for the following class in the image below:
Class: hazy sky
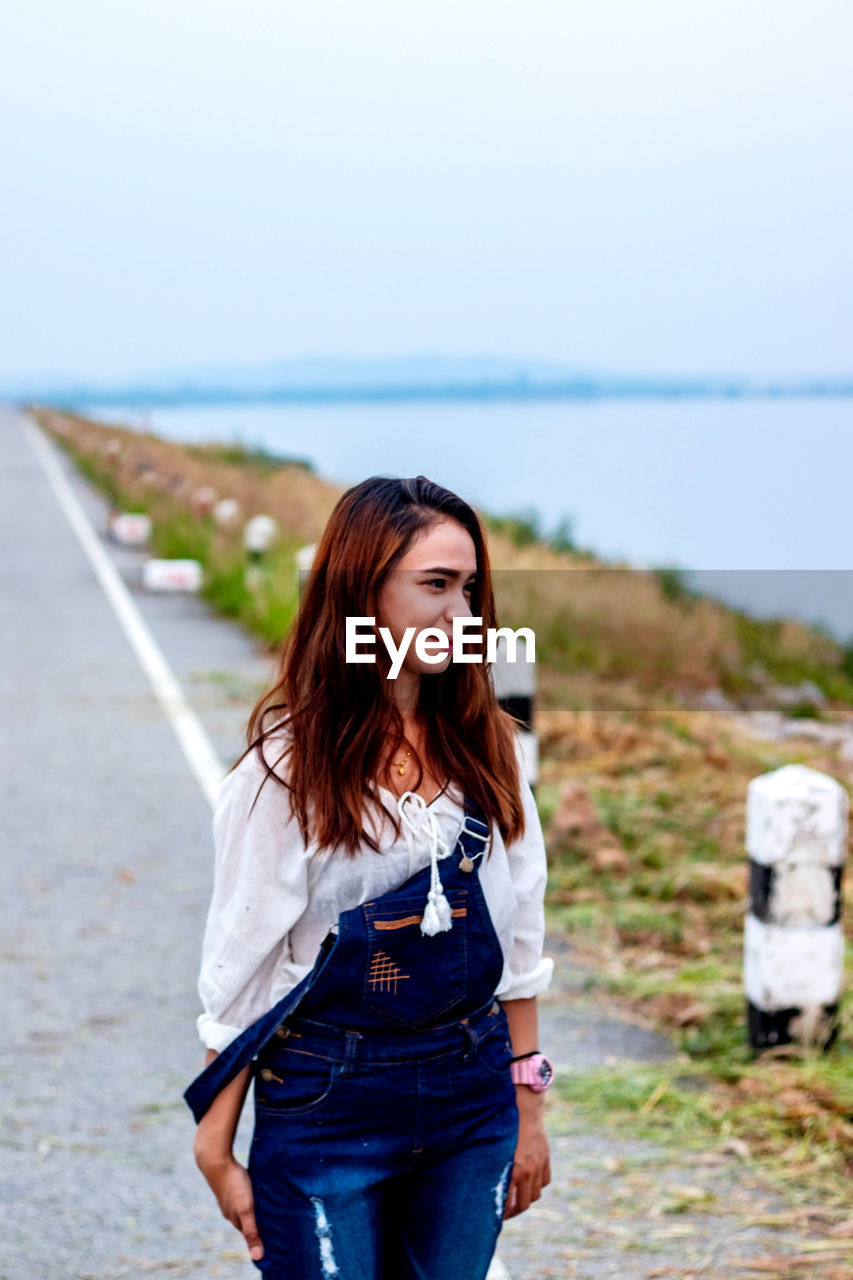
[3,2,852,381]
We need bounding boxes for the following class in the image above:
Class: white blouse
[196,727,555,1051]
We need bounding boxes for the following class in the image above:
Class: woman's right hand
[194,1147,264,1262]
[191,1058,260,1257]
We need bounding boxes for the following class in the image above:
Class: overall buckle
[457,816,491,871]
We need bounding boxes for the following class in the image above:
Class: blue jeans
[248,998,519,1279]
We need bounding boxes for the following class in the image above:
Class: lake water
[83,397,853,645]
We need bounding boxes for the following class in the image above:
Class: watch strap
[509,1051,554,1091]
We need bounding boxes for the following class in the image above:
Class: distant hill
[5,354,853,407]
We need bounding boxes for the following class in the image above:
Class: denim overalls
[184,795,520,1280]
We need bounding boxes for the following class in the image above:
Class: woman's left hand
[503,1090,551,1218]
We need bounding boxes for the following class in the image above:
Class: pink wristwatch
[509,1052,554,1092]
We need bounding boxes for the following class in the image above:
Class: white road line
[24,414,225,810]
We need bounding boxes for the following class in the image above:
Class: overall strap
[456,795,492,869]
[183,929,338,1124]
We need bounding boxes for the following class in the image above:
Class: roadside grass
[182,439,315,474]
[32,405,853,1226]
[486,554,853,709]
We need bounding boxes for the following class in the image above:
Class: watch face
[537,1057,553,1087]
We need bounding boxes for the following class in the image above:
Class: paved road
[0,407,809,1279]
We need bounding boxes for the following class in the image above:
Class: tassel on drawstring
[396,791,454,935]
[421,878,453,935]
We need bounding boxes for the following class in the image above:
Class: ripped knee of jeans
[309,1195,341,1278]
[494,1158,514,1219]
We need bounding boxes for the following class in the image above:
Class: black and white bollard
[744,762,847,1052]
[245,514,278,561]
[244,514,279,592]
[491,632,537,788]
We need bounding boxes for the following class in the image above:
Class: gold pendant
[459,855,474,873]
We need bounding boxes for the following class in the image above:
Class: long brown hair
[236,474,526,855]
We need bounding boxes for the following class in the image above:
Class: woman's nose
[443,590,473,623]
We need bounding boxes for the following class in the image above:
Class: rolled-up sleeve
[195,749,310,1052]
[499,736,555,1002]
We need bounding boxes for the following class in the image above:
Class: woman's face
[376,517,478,680]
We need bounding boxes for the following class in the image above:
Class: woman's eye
[426,578,476,593]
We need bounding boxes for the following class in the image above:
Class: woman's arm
[192,1050,252,1164]
[498,738,556,1218]
[192,1051,265,1262]
[197,744,310,1056]
[191,743,308,1264]
[502,992,540,1059]
[501,995,551,1220]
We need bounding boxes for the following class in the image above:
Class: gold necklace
[391,748,412,776]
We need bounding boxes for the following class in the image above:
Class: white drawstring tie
[396,791,454,935]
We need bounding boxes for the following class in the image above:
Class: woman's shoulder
[216,716,295,812]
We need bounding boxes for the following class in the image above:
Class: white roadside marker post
[142,559,203,593]
[191,485,217,517]
[213,497,241,529]
[744,763,847,1052]
[244,513,279,593]
[107,512,152,546]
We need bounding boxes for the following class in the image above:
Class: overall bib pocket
[252,1045,340,1116]
[361,889,469,1027]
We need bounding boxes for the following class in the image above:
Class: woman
[185,474,555,1279]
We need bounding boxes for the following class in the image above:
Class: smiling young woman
[185,474,555,1279]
